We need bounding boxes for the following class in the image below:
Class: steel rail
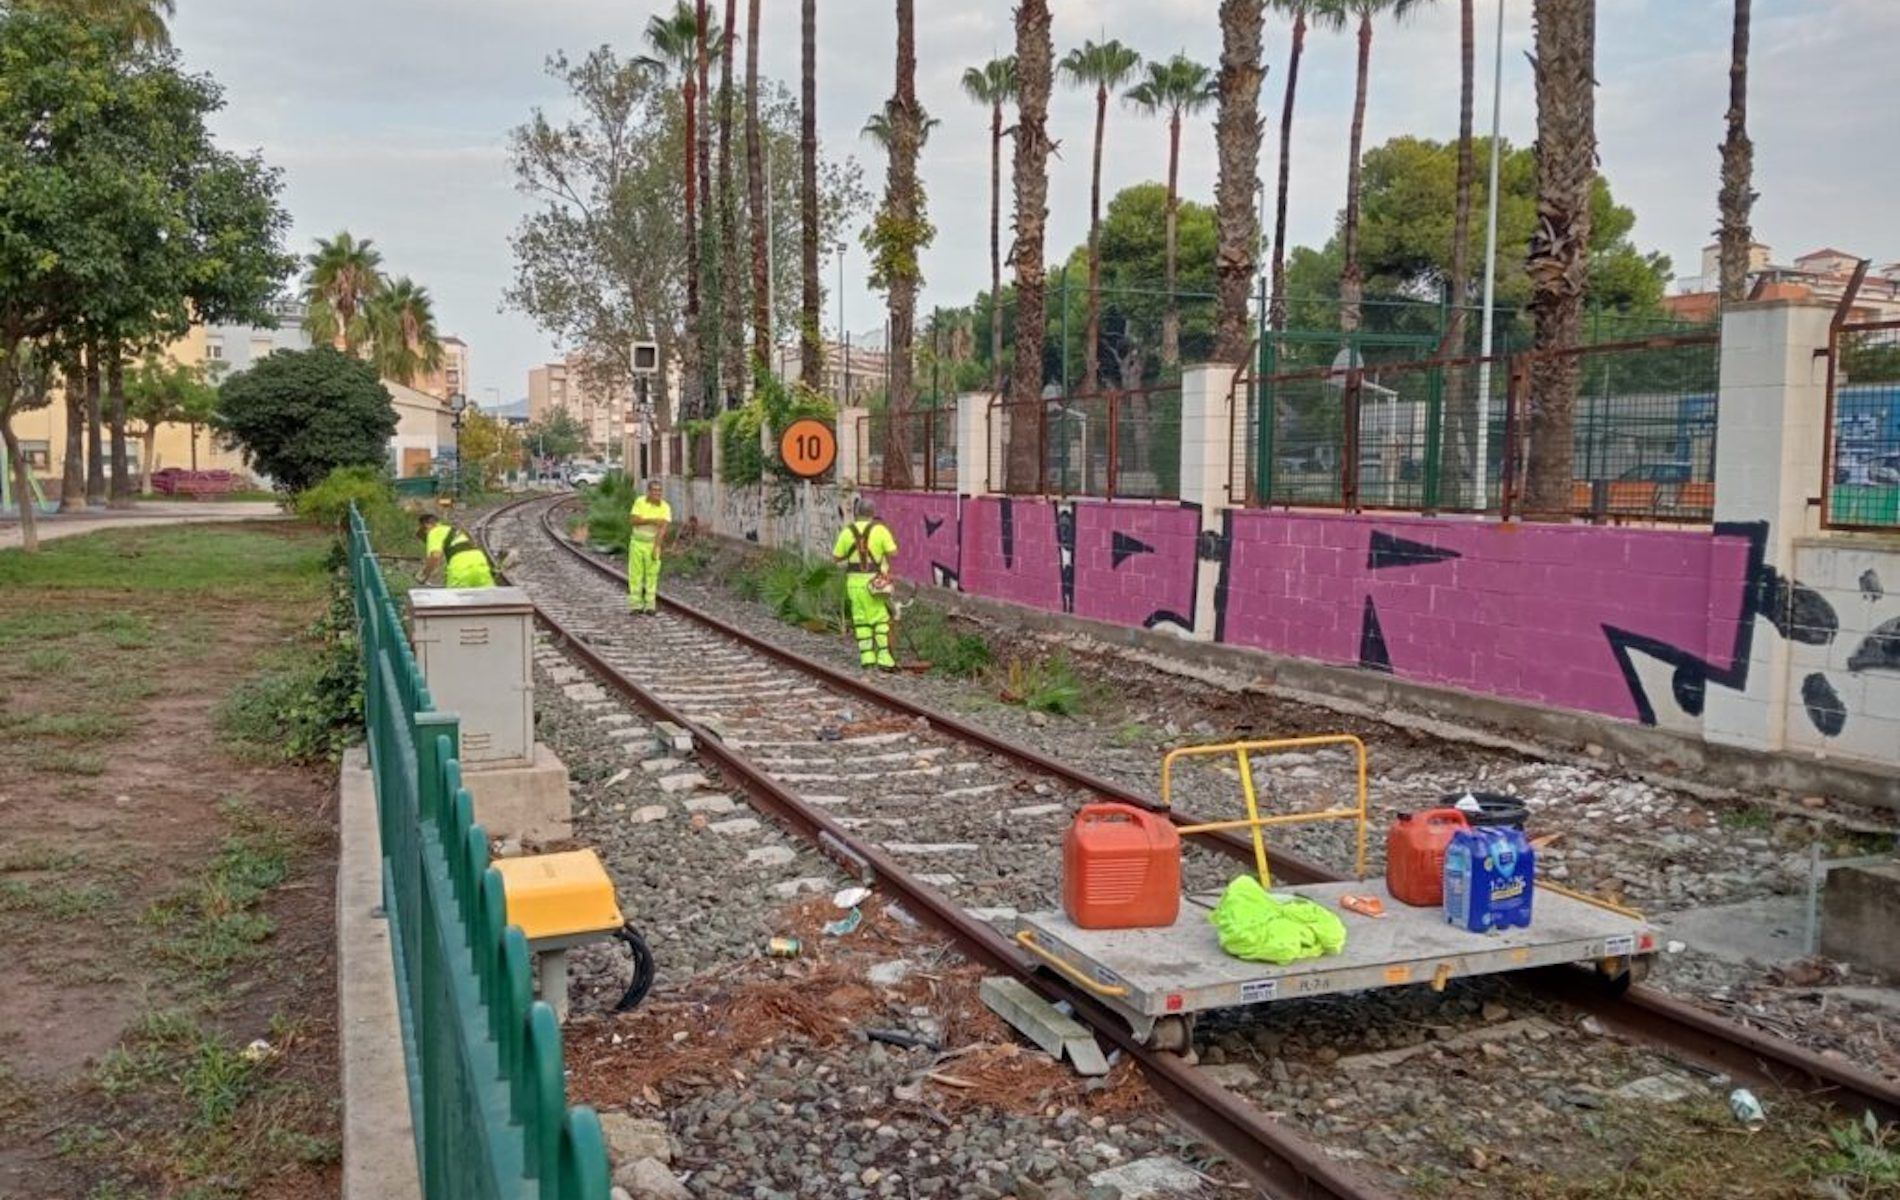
[497,496,1900,1131]
[475,497,1390,1200]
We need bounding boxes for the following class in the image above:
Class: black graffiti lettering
[1847,618,1900,675]
[1802,672,1847,737]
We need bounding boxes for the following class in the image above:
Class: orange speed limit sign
[778,417,836,479]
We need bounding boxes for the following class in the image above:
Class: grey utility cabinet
[408,587,535,767]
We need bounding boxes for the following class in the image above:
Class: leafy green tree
[124,355,217,487]
[524,409,589,466]
[1339,1,1431,335]
[1055,184,1218,387]
[215,346,397,492]
[458,410,523,490]
[17,0,173,48]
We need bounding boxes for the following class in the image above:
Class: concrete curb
[337,747,423,1200]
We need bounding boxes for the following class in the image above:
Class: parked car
[568,464,607,487]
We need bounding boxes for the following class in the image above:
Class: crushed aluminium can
[767,936,802,959]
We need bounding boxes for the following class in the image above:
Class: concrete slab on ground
[1655,894,1808,967]
[337,748,422,1200]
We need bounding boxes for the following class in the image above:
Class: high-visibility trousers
[845,572,894,668]
[627,538,661,612]
[445,551,495,589]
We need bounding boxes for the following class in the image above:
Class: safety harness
[441,526,491,571]
[842,520,888,573]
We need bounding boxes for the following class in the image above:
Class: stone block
[461,742,572,845]
[979,976,1109,1076]
[1821,862,1900,978]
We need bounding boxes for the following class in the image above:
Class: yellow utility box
[492,850,624,944]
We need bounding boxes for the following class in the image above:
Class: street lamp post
[1473,0,1507,510]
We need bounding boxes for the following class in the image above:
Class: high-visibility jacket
[832,519,895,575]
[426,523,495,588]
[630,496,672,542]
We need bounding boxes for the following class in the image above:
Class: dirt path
[0,501,283,550]
[0,523,343,1199]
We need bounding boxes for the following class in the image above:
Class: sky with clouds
[170,0,1898,405]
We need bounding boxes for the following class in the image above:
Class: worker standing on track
[832,496,898,671]
[627,478,672,616]
[418,513,496,588]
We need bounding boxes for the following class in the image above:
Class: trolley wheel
[1149,1016,1194,1056]
[1593,953,1650,998]
[612,923,657,1012]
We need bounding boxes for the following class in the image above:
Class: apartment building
[528,356,634,453]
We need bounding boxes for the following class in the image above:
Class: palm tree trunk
[988,100,1004,387]
[1524,0,1595,517]
[59,351,85,511]
[718,0,743,406]
[1443,0,1479,495]
[695,0,716,414]
[1269,7,1306,332]
[85,338,105,506]
[1717,0,1754,304]
[883,0,920,489]
[682,66,703,421]
[798,0,822,390]
[745,0,770,372]
[1083,82,1107,395]
[107,342,131,507]
[1339,11,1373,337]
[1213,0,1265,364]
[1006,0,1053,492]
[1162,111,1183,369]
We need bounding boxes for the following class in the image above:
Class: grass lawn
[0,523,345,1200]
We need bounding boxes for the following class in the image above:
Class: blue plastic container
[1443,826,1536,933]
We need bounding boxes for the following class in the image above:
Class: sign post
[779,417,836,559]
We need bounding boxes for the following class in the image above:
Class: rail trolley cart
[1011,737,1661,1052]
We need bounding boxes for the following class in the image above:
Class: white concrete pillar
[956,393,996,496]
[1703,299,1834,755]
[706,423,726,530]
[837,405,868,488]
[1180,365,1239,643]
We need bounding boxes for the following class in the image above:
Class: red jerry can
[1061,803,1182,929]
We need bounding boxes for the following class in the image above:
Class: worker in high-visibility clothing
[627,478,672,615]
[418,514,496,588]
[832,496,899,670]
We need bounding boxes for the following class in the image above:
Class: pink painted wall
[1221,512,1754,721]
[1071,502,1201,631]
[960,497,1065,613]
[865,490,959,585]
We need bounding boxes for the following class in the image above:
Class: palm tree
[959,56,1017,388]
[25,0,173,48]
[869,0,929,489]
[1339,0,1425,336]
[1060,39,1143,396]
[368,278,445,387]
[861,106,940,147]
[1005,0,1054,492]
[745,0,770,372]
[302,232,384,353]
[716,0,744,405]
[1442,0,1479,495]
[799,0,822,390]
[694,0,715,414]
[1126,55,1216,370]
[1213,0,1266,365]
[1718,0,1755,303]
[1266,2,1344,331]
[1523,0,1595,515]
[640,2,720,417]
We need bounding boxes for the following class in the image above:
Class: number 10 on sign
[779,418,836,479]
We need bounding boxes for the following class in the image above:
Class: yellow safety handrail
[1015,930,1130,997]
[1159,734,1371,888]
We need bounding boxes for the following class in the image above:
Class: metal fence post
[1342,371,1363,512]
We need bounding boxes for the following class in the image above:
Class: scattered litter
[241,1038,273,1063]
[1666,940,1687,955]
[767,936,802,959]
[817,727,842,742]
[1578,1015,1609,1037]
[1729,1087,1767,1130]
[833,886,872,909]
[823,908,863,937]
[864,1027,939,1052]
[1340,894,1387,918]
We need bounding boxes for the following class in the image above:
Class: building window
[250,337,273,360]
[20,440,50,470]
[206,340,224,361]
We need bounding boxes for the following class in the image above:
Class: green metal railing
[347,504,611,1200]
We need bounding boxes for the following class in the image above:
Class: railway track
[476,494,1899,1197]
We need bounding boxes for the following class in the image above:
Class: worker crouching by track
[418,512,497,588]
[627,478,672,616]
[833,496,898,671]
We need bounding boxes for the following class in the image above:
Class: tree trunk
[682,68,703,422]
[988,100,1005,389]
[1524,0,1596,517]
[1443,0,1479,496]
[1005,0,1053,493]
[189,423,199,471]
[1162,111,1183,369]
[85,339,105,506]
[59,349,86,511]
[798,0,822,390]
[695,0,716,415]
[745,0,770,373]
[1339,12,1373,337]
[1082,82,1107,395]
[1717,0,1754,305]
[3,413,38,550]
[107,343,131,507]
[1269,8,1306,332]
[1213,0,1265,364]
[882,0,921,490]
[141,429,158,495]
[717,0,743,406]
